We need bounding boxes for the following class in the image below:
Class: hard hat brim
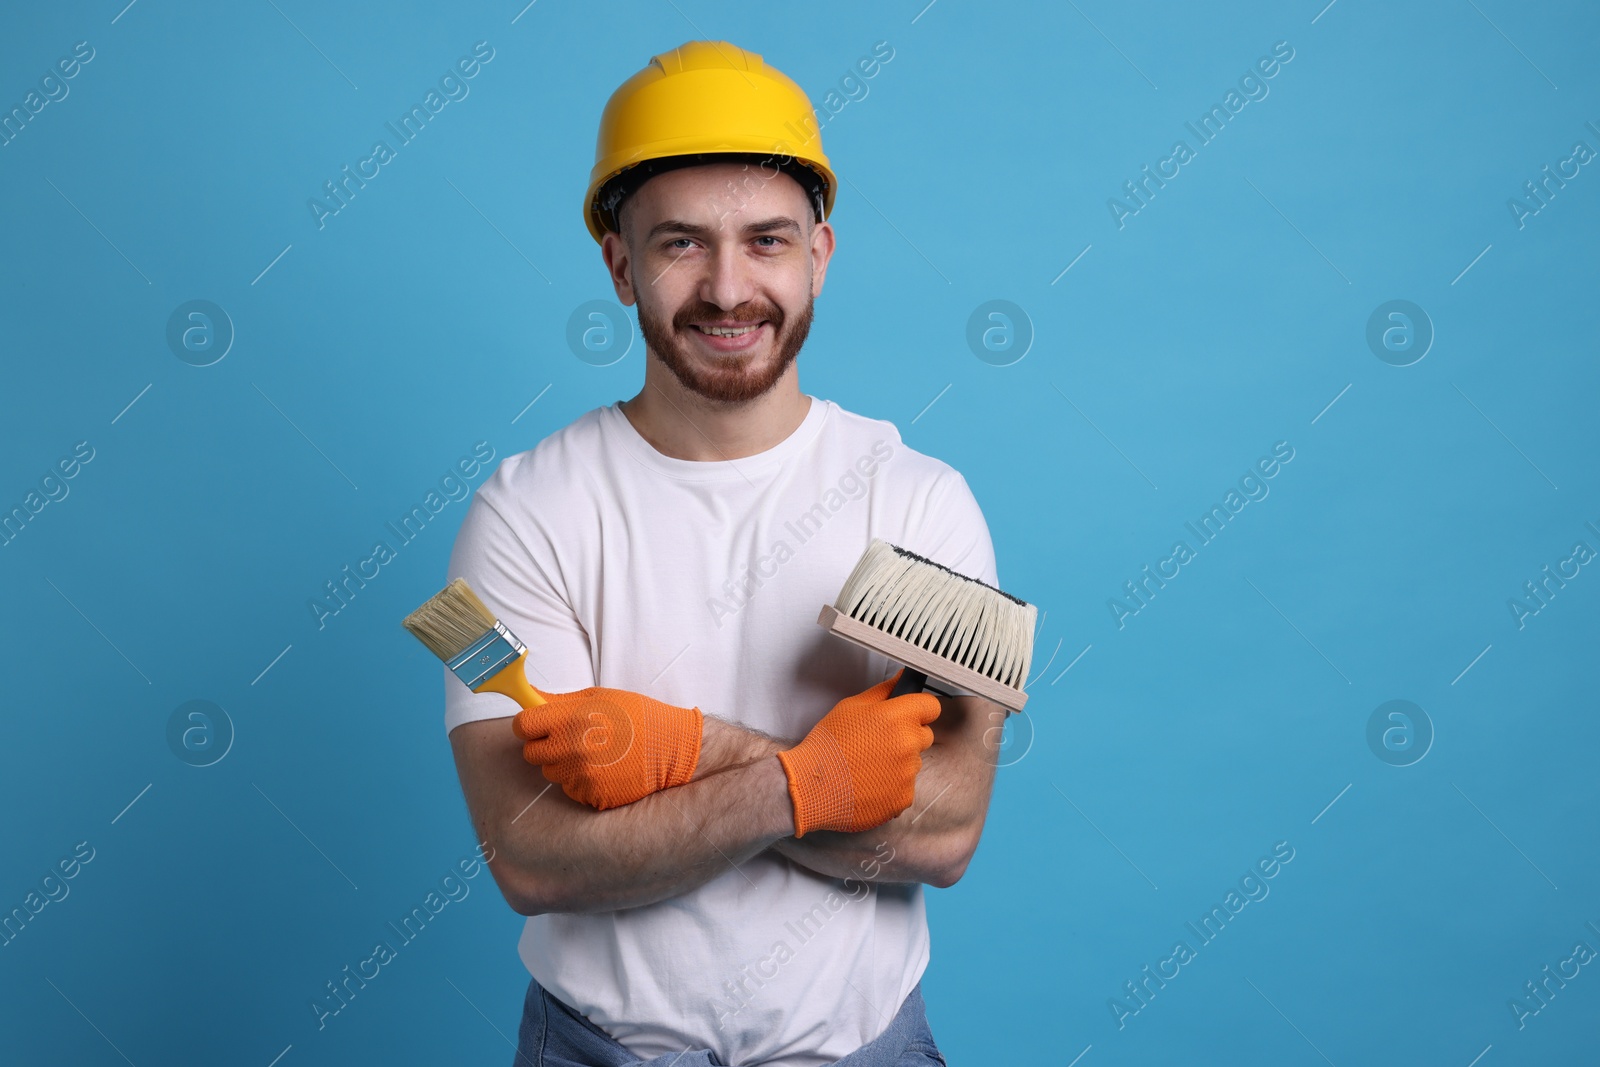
[589,150,835,244]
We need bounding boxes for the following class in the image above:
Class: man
[443,40,1009,1066]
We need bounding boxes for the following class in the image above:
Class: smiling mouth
[692,323,766,337]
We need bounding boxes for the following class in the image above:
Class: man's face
[604,161,833,405]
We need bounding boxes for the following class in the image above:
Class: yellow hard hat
[584,41,837,245]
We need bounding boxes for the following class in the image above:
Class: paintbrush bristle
[834,538,1036,690]
[403,577,500,662]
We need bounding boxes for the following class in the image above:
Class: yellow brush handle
[473,650,547,708]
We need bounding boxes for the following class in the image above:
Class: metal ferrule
[447,621,526,690]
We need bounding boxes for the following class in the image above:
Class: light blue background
[2,1,1596,1063]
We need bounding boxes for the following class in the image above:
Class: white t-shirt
[443,393,997,1067]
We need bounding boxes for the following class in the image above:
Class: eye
[665,238,695,251]
[754,235,782,248]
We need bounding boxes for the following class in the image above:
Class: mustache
[673,303,783,329]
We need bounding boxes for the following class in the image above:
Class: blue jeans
[512,973,947,1066]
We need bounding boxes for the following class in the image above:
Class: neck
[619,358,810,462]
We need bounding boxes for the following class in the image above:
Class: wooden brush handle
[889,667,928,699]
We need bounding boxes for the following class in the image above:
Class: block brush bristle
[402,577,500,662]
[833,538,1037,693]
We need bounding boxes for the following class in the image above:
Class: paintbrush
[817,538,1037,712]
[403,577,548,709]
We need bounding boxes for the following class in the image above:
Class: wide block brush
[818,538,1037,712]
[403,577,548,709]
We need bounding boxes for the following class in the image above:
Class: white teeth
[695,324,761,337]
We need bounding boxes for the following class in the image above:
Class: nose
[699,235,759,315]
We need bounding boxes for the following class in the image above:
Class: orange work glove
[776,668,942,837]
[512,687,703,811]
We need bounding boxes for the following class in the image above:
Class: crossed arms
[448,690,1007,916]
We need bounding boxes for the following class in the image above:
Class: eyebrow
[644,216,803,243]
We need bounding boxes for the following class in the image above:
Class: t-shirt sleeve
[441,490,596,735]
[913,467,999,589]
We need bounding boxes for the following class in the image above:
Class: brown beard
[636,291,815,405]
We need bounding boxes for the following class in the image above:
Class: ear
[809,219,837,299]
[601,230,637,307]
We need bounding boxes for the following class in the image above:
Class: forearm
[694,696,1005,888]
[771,737,993,887]
[456,710,797,915]
[692,717,960,880]
[693,714,790,778]
[537,756,793,912]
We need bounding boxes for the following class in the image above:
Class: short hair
[601,152,825,244]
